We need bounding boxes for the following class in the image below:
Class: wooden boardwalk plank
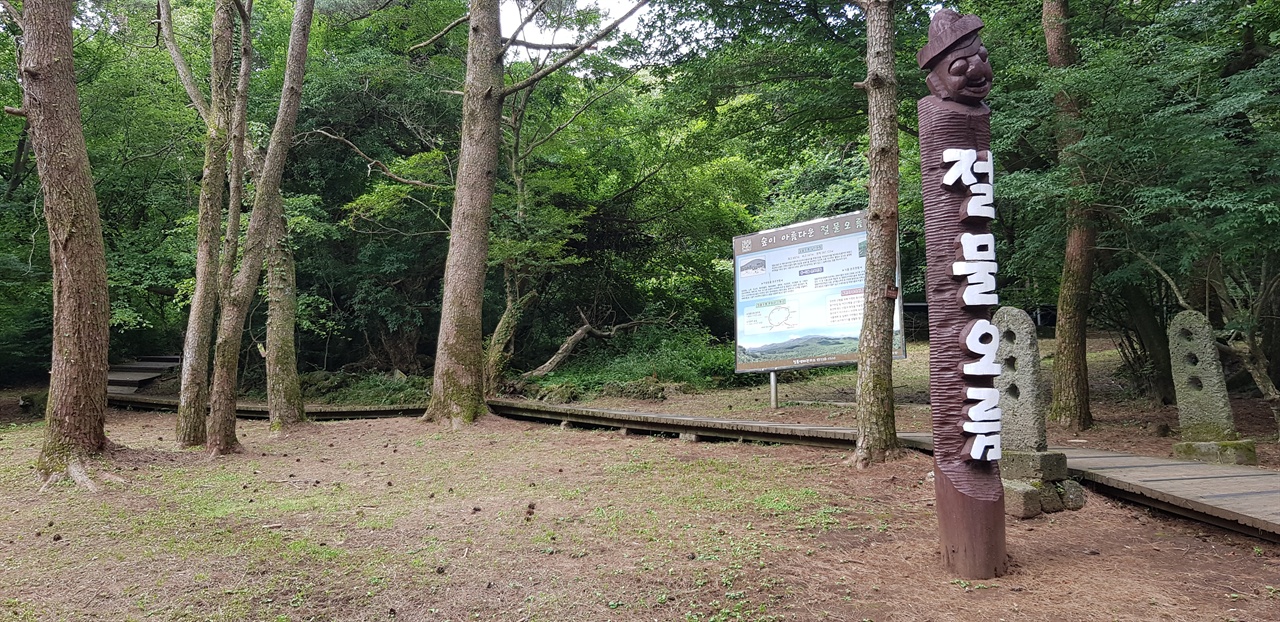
[106,394,427,420]
[106,371,166,387]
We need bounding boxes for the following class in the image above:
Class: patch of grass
[286,538,344,562]
[752,488,819,514]
[797,505,845,531]
[1,598,39,622]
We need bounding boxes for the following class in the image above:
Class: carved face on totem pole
[916,10,992,106]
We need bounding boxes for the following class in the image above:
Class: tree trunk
[23,0,112,479]
[1120,283,1175,405]
[1208,273,1280,440]
[1044,0,1095,431]
[221,1,255,295]
[4,120,30,200]
[206,0,316,455]
[483,273,535,392]
[1261,282,1280,388]
[176,0,236,448]
[852,0,901,468]
[426,0,505,426]
[266,210,306,430]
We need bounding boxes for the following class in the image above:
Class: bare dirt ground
[2,338,1279,621]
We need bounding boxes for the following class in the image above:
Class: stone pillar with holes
[993,306,1085,517]
[1168,310,1257,464]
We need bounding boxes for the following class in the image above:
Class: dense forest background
[1,0,1277,405]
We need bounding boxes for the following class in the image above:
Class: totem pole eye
[948,58,968,77]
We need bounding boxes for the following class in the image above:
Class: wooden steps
[106,356,179,394]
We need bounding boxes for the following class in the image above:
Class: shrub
[526,326,766,395]
[299,370,429,405]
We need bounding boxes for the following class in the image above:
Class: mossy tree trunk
[167,0,236,448]
[21,0,112,479]
[267,209,306,430]
[206,0,316,454]
[483,270,536,394]
[1044,0,1096,432]
[852,0,901,468]
[426,0,505,427]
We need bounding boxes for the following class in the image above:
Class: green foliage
[756,150,868,229]
[297,371,429,405]
[0,260,50,383]
[0,0,1270,394]
[527,325,760,394]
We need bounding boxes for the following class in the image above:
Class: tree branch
[4,106,25,117]
[333,0,394,26]
[499,0,549,57]
[0,0,22,28]
[607,159,668,203]
[1097,246,1192,311]
[408,13,470,52]
[307,129,447,190]
[503,0,650,97]
[521,310,667,379]
[519,69,637,161]
[502,38,582,51]
[157,0,210,123]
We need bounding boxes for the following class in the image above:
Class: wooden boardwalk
[1057,447,1280,542]
[486,399,1280,542]
[107,394,426,420]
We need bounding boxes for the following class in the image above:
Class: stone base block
[1001,450,1068,481]
[1173,440,1258,465]
[1002,480,1042,519]
[679,432,702,442]
[1059,480,1087,511]
[1039,483,1065,513]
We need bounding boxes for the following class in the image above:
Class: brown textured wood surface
[917,94,1006,578]
[1057,447,1280,539]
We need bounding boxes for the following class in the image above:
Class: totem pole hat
[916,9,985,70]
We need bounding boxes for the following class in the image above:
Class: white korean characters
[944,148,1001,462]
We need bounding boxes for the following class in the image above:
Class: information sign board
[732,212,905,373]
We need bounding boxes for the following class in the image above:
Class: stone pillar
[1168,310,1257,464]
[993,306,1046,452]
[993,306,1083,517]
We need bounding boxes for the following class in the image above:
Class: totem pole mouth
[958,78,991,103]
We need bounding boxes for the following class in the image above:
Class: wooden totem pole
[917,10,1007,579]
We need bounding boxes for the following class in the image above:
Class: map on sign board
[732,212,905,373]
